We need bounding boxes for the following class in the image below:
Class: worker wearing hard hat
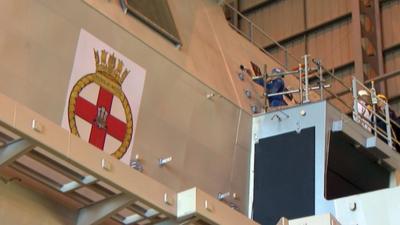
[376,94,400,152]
[252,67,288,107]
[266,68,287,107]
[354,89,372,131]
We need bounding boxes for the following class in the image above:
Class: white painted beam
[0,138,35,166]
[76,193,136,225]
[60,175,98,193]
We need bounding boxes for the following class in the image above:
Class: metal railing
[222,1,352,109]
[223,2,301,69]
[222,1,400,151]
[352,77,400,149]
[251,53,400,151]
[249,54,348,111]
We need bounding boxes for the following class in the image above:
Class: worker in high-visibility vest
[353,90,372,131]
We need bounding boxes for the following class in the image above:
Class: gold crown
[94,49,130,86]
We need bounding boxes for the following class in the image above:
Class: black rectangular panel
[326,131,390,199]
[253,127,315,225]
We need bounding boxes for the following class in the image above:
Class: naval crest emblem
[68,49,133,159]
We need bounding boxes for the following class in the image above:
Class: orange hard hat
[377,94,387,102]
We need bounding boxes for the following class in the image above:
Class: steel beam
[60,175,97,193]
[327,68,400,100]
[308,61,354,84]
[0,139,35,167]
[76,193,136,225]
[379,0,397,5]
[264,13,352,51]
[240,0,281,16]
[122,214,143,224]
[10,161,61,190]
[28,150,85,181]
[368,69,400,83]
[60,181,81,193]
[383,42,400,55]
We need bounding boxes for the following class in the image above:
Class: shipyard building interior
[0,0,400,225]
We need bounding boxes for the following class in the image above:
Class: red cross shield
[68,50,133,159]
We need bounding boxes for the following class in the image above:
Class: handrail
[312,59,352,91]
[351,76,400,149]
[223,2,301,69]
[221,0,399,152]
[227,23,288,69]
[223,3,288,53]
[222,1,351,109]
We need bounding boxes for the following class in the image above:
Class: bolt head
[349,202,357,211]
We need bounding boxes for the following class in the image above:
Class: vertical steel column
[284,51,288,69]
[370,81,378,137]
[352,77,359,118]
[318,60,323,100]
[249,21,254,42]
[264,64,269,111]
[351,0,364,82]
[385,103,393,147]
[232,0,239,28]
[352,0,384,83]
[299,64,303,104]
[303,55,310,103]
[372,103,378,138]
